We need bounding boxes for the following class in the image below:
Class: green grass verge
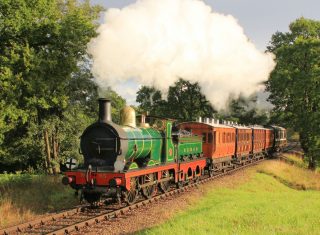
[257,160,320,190]
[282,153,308,169]
[280,152,320,173]
[0,173,78,228]
[140,163,320,235]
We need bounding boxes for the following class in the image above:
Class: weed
[0,174,78,229]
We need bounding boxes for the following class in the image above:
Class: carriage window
[232,133,235,141]
[202,133,207,143]
[223,133,225,143]
[208,133,213,143]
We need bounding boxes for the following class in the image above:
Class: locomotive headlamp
[62,176,74,185]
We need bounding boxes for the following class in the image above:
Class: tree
[266,18,320,169]
[224,95,269,125]
[136,86,166,116]
[136,79,215,121]
[0,0,103,173]
[167,79,216,121]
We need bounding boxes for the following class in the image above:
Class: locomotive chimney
[98,98,112,123]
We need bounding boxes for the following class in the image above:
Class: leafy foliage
[136,86,165,116]
[266,17,320,169]
[222,95,269,125]
[136,79,216,121]
[0,0,105,173]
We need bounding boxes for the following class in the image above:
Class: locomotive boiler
[80,99,170,173]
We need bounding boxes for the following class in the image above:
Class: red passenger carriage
[249,126,268,160]
[178,120,236,172]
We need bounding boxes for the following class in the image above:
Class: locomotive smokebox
[98,98,112,123]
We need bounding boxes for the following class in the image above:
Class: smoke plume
[88,0,275,109]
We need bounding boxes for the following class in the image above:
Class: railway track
[1,157,265,235]
[277,142,303,165]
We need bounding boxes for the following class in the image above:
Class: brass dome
[120,106,136,128]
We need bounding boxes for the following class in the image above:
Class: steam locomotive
[62,99,286,204]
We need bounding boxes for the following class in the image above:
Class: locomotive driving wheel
[160,181,170,192]
[160,170,171,192]
[142,174,157,199]
[123,177,138,205]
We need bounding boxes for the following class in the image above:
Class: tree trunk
[44,129,53,174]
[52,130,60,174]
[308,154,316,171]
[308,158,316,170]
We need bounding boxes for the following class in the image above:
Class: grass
[281,153,320,173]
[282,153,307,169]
[139,161,320,235]
[257,160,320,190]
[0,173,78,229]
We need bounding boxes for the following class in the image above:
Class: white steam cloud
[88,0,275,109]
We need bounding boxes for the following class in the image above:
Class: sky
[90,0,319,106]
[92,0,319,50]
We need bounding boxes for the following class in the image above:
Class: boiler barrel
[122,127,163,162]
